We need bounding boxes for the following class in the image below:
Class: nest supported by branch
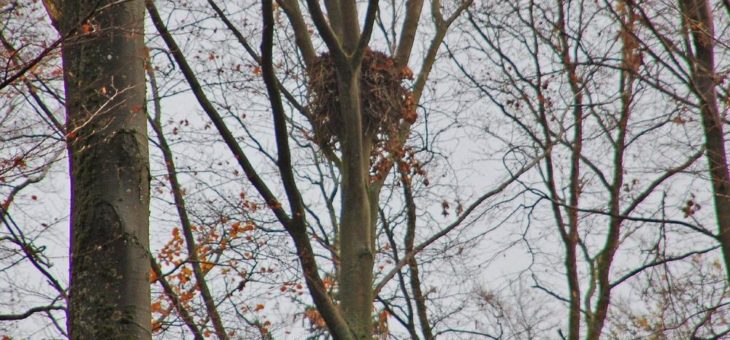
[306,49,416,149]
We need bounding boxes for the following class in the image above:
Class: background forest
[1,0,729,339]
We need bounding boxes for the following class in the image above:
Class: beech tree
[677,0,730,280]
[2,0,730,339]
[454,0,729,338]
[50,0,151,337]
[145,0,483,338]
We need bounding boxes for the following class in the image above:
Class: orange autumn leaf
[323,276,334,289]
[180,290,194,302]
[151,320,162,333]
[151,301,162,313]
[179,267,192,284]
[254,303,265,312]
[401,66,414,80]
[377,309,389,335]
[304,307,326,329]
[81,23,93,34]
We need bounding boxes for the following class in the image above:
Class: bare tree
[454,0,729,338]
[143,0,499,338]
[1,1,69,337]
[5,0,728,339]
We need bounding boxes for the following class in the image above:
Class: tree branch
[304,0,345,62]
[147,64,228,340]
[0,305,65,321]
[374,153,543,295]
[146,0,292,227]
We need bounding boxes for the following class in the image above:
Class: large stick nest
[306,49,416,149]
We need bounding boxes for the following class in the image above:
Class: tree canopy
[1,0,729,339]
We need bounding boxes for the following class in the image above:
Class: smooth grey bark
[57,0,151,338]
[336,67,374,340]
[305,0,378,338]
[680,0,730,282]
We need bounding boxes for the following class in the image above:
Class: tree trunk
[58,0,151,338]
[681,0,730,281]
[337,67,374,340]
[317,1,377,337]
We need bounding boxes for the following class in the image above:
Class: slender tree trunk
[585,9,638,338]
[58,0,151,338]
[317,1,377,337]
[401,172,433,340]
[681,0,730,281]
[556,1,583,338]
[337,67,374,340]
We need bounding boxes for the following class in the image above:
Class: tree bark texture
[59,0,151,338]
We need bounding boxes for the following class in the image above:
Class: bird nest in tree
[306,49,416,149]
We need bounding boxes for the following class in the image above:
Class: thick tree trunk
[681,0,730,281]
[59,0,151,338]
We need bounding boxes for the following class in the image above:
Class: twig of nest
[306,49,416,149]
